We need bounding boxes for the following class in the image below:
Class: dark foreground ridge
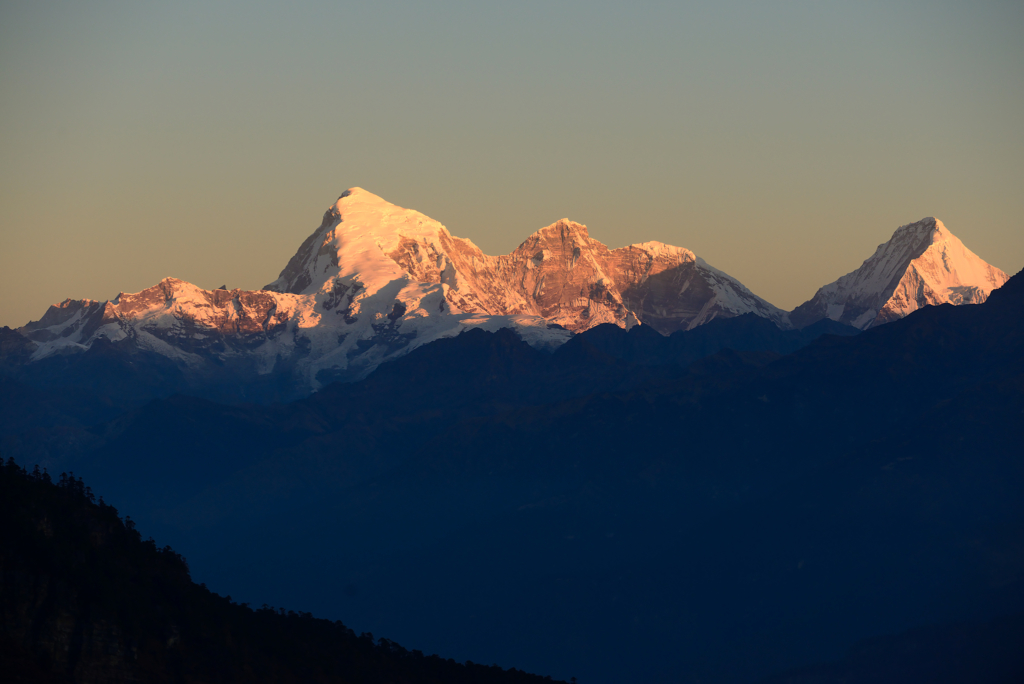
[0,460,565,684]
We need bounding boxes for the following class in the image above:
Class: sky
[1,0,1022,327]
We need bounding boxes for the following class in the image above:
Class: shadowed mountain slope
[2,269,1022,682]
[560,313,859,367]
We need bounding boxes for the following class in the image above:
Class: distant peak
[790,214,1007,330]
[334,187,390,206]
[338,187,365,200]
[551,218,587,233]
[891,216,949,242]
[524,219,589,243]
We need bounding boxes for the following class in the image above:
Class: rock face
[266,188,788,334]
[790,217,1009,330]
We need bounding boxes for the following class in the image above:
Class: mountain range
[2,258,1021,682]
[2,188,1020,681]
[7,189,1008,400]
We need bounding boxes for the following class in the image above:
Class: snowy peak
[20,188,581,394]
[790,217,1009,329]
[264,187,449,296]
[12,190,1017,401]
[15,188,817,398]
[265,191,786,334]
[895,215,947,242]
[520,217,590,245]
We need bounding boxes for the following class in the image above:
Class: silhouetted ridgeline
[0,459,565,684]
[2,270,1023,683]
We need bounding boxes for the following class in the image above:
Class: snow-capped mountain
[17,275,568,392]
[790,217,1009,330]
[267,188,787,333]
[9,193,1014,399]
[16,188,785,396]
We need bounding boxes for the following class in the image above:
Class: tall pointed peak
[333,187,391,208]
[893,216,941,232]
[791,216,1008,329]
[889,216,951,244]
[264,188,452,294]
[519,219,589,248]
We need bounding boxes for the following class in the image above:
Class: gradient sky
[2,0,1022,327]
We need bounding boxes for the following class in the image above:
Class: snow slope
[790,217,1009,330]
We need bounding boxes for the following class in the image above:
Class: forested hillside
[0,459,565,684]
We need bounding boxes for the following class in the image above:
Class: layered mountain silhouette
[2,185,1020,683]
[4,264,1021,682]
[8,190,1006,401]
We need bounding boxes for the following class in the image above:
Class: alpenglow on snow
[789,217,1009,330]
[13,190,1009,397]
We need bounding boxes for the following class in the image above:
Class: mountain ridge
[7,188,790,399]
[264,187,788,333]
[7,190,1009,401]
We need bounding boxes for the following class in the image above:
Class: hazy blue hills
[1,271,1022,682]
[558,313,859,368]
[0,309,859,415]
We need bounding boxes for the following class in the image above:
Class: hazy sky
[2,0,1022,327]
